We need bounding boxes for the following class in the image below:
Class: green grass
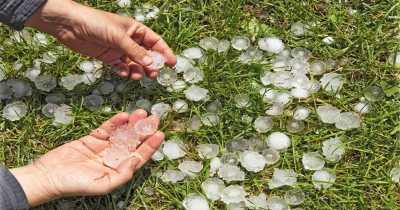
[1,0,400,209]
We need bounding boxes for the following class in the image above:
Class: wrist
[9,164,60,206]
[24,0,81,37]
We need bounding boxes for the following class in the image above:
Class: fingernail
[141,56,153,66]
[130,157,141,168]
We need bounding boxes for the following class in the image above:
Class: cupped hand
[11,110,163,206]
[25,0,177,79]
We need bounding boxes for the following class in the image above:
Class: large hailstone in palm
[2,101,28,121]
[147,50,167,69]
[258,37,285,54]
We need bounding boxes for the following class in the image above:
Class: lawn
[1,0,400,209]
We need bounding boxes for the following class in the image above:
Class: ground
[1,0,400,209]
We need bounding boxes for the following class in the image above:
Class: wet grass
[1,0,400,209]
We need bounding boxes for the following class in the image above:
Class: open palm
[32,110,163,198]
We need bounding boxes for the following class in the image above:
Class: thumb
[119,35,153,66]
[116,156,141,178]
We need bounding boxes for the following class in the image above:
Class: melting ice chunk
[103,145,130,169]
[218,164,245,182]
[42,103,60,117]
[266,196,290,210]
[98,82,114,95]
[202,178,225,201]
[7,79,32,97]
[197,144,220,159]
[245,193,268,209]
[187,115,202,131]
[183,67,203,83]
[267,132,291,152]
[261,148,280,164]
[163,139,187,159]
[309,60,327,75]
[312,169,336,189]
[320,73,344,93]
[161,168,185,183]
[2,101,28,121]
[293,106,309,120]
[174,55,194,73]
[182,193,209,210]
[60,75,82,90]
[302,152,325,170]
[184,85,209,101]
[200,37,219,51]
[239,151,267,172]
[178,160,203,178]
[218,39,230,53]
[109,124,139,153]
[34,74,57,92]
[182,47,203,59]
[201,112,220,126]
[234,93,251,108]
[254,116,274,133]
[364,86,385,101]
[291,47,312,61]
[157,68,177,86]
[390,167,400,182]
[231,36,250,51]
[53,104,73,125]
[322,137,345,162]
[286,118,305,133]
[258,37,285,53]
[0,81,12,100]
[268,168,297,189]
[147,50,167,69]
[335,112,361,130]
[83,95,105,111]
[226,137,248,153]
[317,104,340,124]
[79,61,95,73]
[134,118,159,135]
[221,185,247,204]
[284,189,305,205]
[151,102,171,120]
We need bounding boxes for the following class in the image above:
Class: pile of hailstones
[1,23,399,210]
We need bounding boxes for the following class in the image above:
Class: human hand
[25,0,176,79]
[10,110,164,206]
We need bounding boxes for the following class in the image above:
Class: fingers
[112,157,141,186]
[134,131,165,169]
[91,112,130,139]
[144,68,160,79]
[129,62,145,80]
[79,136,110,155]
[140,27,177,66]
[128,109,148,126]
[113,62,131,77]
[118,34,153,67]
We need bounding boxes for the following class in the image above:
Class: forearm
[9,165,58,207]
